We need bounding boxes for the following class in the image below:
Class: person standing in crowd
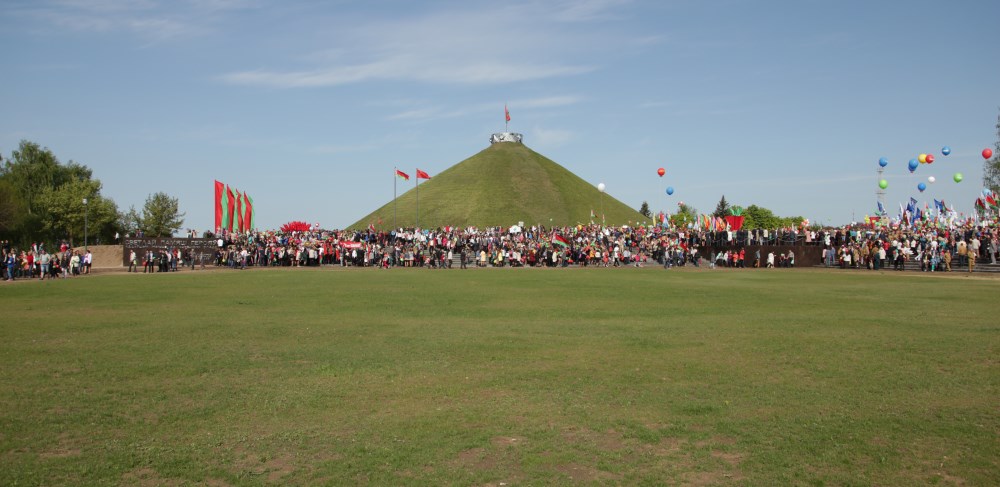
[38,249,50,280]
[968,242,977,273]
[128,250,137,272]
[5,251,16,281]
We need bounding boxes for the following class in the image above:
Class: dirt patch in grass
[490,436,524,447]
[39,433,82,459]
[555,462,621,482]
[453,447,497,471]
[560,426,626,451]
[120,467,184,487]
[679,470,743,486]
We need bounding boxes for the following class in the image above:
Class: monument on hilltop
[490,104,522,144]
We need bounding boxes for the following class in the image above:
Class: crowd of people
[4,221,998,281]
[821,225,998,272]
[2,241,92,281]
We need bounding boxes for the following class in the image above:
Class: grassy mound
[351,143,646,229]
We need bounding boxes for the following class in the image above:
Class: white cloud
[16,0,256,42]
[383,96,583,123]
[217,3,628,88]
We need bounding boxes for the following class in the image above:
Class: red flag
[505,105,510,123]
[226,186,237,232]
[243,192,253,231]
[235,189,244,232]
[416,169,431,179]
[395,169,410,180]
[214,180,224,231]
[552,233,570,247]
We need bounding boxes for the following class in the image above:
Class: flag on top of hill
[505,105,510,122]
[416,169,431,179]
[552,233,570,247]
[395,169,410,180]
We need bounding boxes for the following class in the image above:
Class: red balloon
[985,148,994,159]
[926,154,934,164]
[657,167,665,177]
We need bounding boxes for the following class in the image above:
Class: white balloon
[597,183,606,193]
[927,176,936,184]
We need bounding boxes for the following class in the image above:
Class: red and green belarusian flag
[214,180,225,231]
[395,169,410,180]
[243,192,254,231]
[552,233,570,247]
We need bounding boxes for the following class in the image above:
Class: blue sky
[2,0,998,231]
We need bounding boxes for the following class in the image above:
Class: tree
[0,178,26,236]
[638,201,652,218]
[669,203,698,228]
[742,204,780,229]
[985,109,1000,195]
[140,192,184,237]
[118,205,142,237]
[0,140,92,216]
[713,195,730,218]
[35,178,118,247]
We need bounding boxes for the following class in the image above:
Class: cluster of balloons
[881,145,994,190]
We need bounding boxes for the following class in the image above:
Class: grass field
[1,268,997,485]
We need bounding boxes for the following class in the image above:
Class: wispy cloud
[383,96,584,123]
[15,0,256,43]
[216,3,637,89]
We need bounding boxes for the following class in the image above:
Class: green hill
[351,143,647,229]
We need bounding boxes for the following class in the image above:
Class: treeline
[0,140,184,247]
[667,195,808,229]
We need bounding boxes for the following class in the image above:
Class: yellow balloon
[918,153,927,163]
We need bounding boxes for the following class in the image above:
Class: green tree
[0,140,92,216]
[35,178,118,247]
[638,201,652,218]
[984,109,1000,195]
[669,203,698,228]
[118,205,142,237]
[742,204,780,229]
[0,178,26,236]
[140,192,185,237]
[712,195,729,218]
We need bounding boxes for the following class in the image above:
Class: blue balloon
[666,187,675,195]
[917,182,927,192]
[878,157,888,167]
[942,146,951,156]
[908,159,919,172]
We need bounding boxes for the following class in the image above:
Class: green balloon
[953,172,963,183]
[878,179,888,189]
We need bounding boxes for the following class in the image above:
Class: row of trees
[0,140,185,247]
[640,195,805,230]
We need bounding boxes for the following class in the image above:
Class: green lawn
[1,268,997,485]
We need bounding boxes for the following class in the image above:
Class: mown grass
[1,268,997,485]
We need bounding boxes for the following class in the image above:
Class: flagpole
[415,172,419,229]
